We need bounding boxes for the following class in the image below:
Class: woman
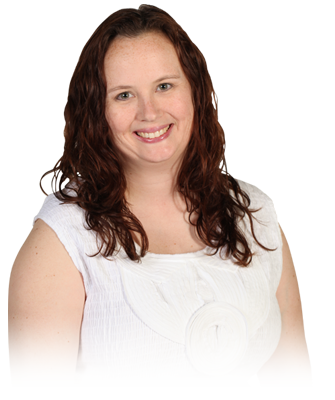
[8,4,311,386]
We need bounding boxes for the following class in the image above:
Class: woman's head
[104,31,194,171]
[62,4,225,186]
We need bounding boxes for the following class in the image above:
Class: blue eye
[157,83,172,91]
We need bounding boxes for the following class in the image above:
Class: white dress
[33,179,282,387]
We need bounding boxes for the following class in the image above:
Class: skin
[104,32,194,209]
[258,227,312,385]
[8,32,311,385]
[8,219,85,382]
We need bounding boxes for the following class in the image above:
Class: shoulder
[234,179,280,237]
[34,192,88,246]
[234,179,283,284]
[34,192,85,226]
[235,178,274,210]
[12,218,84,283]
[33,193,92,275]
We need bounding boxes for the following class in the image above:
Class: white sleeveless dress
[33,180,282,387]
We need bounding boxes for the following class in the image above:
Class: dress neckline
[133,241,213,260]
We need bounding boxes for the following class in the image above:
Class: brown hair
[41,4,273,266]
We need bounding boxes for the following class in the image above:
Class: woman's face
[104,32,194,169]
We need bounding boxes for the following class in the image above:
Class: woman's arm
[258,224,312,386]
[8,219,85,383]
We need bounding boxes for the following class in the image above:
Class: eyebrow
[107,74,181,94]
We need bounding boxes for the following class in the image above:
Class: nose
[136,94,160,122]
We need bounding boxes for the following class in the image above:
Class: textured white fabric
[33,179,282,386]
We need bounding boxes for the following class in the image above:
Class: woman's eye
[159,83,172,90]
[116,92,129,100]
[116,83,172,101]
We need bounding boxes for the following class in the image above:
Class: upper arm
[257,227,312,386]
[8,218,85,379]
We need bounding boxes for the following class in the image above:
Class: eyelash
[115,83,173,101]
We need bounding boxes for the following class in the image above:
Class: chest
[79,250,282,380]
[131,206,206,254]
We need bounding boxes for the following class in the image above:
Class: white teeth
[137,125,170,138]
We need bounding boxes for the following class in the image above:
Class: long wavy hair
[41,4,273,266]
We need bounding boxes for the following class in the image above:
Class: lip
[133,124,173,144]
[134,124,170,134]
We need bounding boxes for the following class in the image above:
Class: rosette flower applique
[186,302,248,375]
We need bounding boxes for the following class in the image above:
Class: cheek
[172,93,194,123]
[171,97,192,121]
[178,104,194,131]
[106,107,131,134]
[105,112,129,150]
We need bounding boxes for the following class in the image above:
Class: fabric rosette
[185,302,248,375]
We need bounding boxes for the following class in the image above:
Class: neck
[123,159,184,210]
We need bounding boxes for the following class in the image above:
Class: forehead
[104,32,182,83]
[106,32,176,59]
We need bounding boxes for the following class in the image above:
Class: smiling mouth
[135,124,171,139]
